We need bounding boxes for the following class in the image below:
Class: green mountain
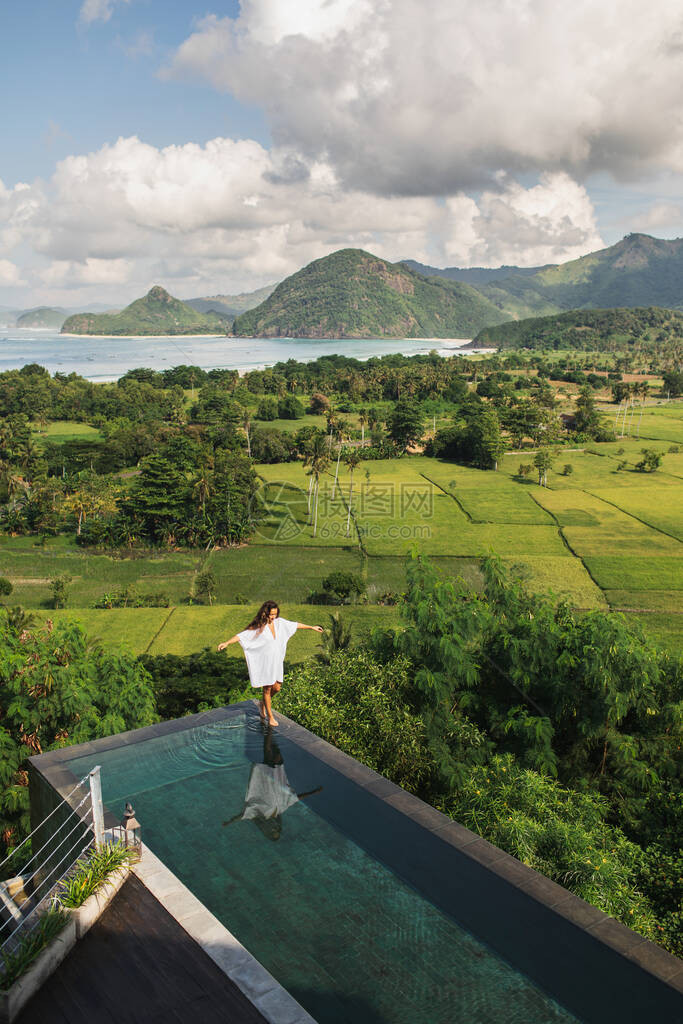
[470,307,683,350]
[407,234,683,317]
[16,307,67,329]
[61,286,228,336]
[186,284,275,318]
[232,249,510,339]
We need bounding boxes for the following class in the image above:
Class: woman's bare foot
[259,702,266,720]
[268,716,279,727]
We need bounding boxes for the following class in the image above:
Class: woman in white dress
[218,600,323,726]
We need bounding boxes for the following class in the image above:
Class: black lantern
[112,801,142,861]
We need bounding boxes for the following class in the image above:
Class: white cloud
[79,0,129,25]
[0,260,24,287]
[165,0,683,195]
[0,137,603,305]
[630,202,683,232]
[40,258,133,287]
[443,174,605,268]
[121,30,154,59]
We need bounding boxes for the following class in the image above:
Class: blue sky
[2,1,683,308]
[3,1,266,184]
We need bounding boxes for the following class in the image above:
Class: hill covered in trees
[469,306,683,351]
[16,307,68,329]
[232,249,510,338]
[61,286,228,336]
[185,284,275,318]
[407,234,683,318]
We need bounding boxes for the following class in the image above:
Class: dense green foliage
[387,398,426,450]
[140,651,247,718]
[278,646,668,945]
[61,286,228,336]
[279,649,437,792]
[0,614,156,849]
[395,556,681,845]
[428,399,503,468]
[473,306,683,352]
[233,249,509,338]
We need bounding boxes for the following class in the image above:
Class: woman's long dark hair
[246,600,279,631]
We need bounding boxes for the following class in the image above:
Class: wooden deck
[17,874,269,1024]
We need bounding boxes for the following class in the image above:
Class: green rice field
[5,424,682,657]
[34,604,399,659]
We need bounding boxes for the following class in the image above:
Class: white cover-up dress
[240,764,299,820]
[237,617,299,688]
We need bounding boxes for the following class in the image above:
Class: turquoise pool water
[67,715,577,1024]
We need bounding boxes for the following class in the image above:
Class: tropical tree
[195,570,217,606]
[574,384,602,437]
[358,408,368,445]
[126,451,187,545]
[387,399,425,452]
[49,574,72,609]
[317,612,351,663]
[306,434,330,538]
[240,407,252,457]
[533,448,553,486]
[192,457,213,517]
[331,419,348,499]
[635,448,662,473]
[343,449,361,538]
[0,615,156,851]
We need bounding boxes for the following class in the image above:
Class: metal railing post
[89,766,105,850]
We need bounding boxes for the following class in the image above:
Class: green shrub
[634,845,683,956]
[278,650,436,794]
[277,395,305,419]
[308,571,366,605]
[57,842,130,909]
[0,909,68,990]
[446,755,659,939]
[255,398,278,421]
[141,651,248,718]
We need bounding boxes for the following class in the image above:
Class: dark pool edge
[29,700,683,1007]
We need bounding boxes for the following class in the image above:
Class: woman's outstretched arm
[296,623,324,633]
[217,635,240,651]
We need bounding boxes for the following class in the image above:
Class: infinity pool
[65,711,577,1024]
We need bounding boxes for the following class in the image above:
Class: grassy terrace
[32,604,397,657]
[4,404,683,659]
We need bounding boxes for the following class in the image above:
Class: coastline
[0,333,483,381]
[59,333,227,340]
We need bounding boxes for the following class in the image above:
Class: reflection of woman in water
[223,729,322,841]
[218,600,323,727]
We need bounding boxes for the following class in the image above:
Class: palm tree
[192,463,212,516]
[331,419,348,500]
[358,408,368,445]
[240,407,252,458]
[300,436,317,518]
[343,449,361,538]
[307,434,330,538]
[316,611,351,664]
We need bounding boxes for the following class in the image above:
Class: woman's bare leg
[262,685,278,727]
[259,691,266,719]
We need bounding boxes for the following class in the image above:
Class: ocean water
[0,328,478,381]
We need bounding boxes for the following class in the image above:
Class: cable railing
[0,767,105,957]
